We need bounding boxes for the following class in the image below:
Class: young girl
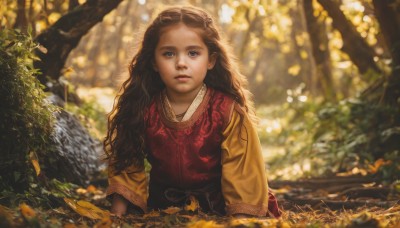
[104,6,281,218]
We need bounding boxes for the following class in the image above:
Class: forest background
[1,0,399,227]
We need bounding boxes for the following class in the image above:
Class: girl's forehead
[159,22,204,37]
[157,23,206,46]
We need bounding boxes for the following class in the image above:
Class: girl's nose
[176,55,187,69]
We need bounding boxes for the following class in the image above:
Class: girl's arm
[107,164,148,214]
[220,104,271,217]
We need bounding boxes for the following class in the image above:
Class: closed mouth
[175,75,191,79]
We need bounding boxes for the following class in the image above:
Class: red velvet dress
[144,88,280,217]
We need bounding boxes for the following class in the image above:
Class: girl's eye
[188,50,199,57]
[163,51,174,57]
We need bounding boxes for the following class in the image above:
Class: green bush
[0,29,56,193]
[260,90,400,181]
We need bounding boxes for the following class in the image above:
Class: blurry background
[2,0,399,181]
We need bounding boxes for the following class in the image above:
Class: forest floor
[2,175,399,227]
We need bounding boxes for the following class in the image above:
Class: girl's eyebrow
[158,45,205,50]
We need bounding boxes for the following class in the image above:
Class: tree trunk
[317,0,381,75]
[28,0,36,36]
[13,0,28,33]
[372,0,400,105]
[110,0,135,87]
[289,3,316,96]
[239,9,259,60]
[88,25,106,87]
[33,0,123,86]
[302,0,336,101]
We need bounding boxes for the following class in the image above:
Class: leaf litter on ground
[2,183,400,227]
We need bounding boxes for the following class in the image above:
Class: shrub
[0,29,56,193]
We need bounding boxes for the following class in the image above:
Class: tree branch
[317,0,381,75]
[33,0,124,85]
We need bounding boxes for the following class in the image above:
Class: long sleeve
[106,163,148,212]
[221,105,269,216]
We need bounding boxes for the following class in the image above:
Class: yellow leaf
[143,210,161,218]
[277,221,291,228]
[162,206,181,214]
[31,159,41,176]
[368,158,391,174]
[29,152,40,176]
[48,12,61,24]
[19,203,36,220]
[35,20,48,33]
[187,220,224,228]
[64,198,110,220]
[97,53,109,65]
[93,216,112,228]
[63,224,78,228]
[281,44,291,54]
[76,188,87,194]
[230,218,272,227]
[288,64,301,76]
[184,196,199,212]
[300,50,308,59]
[74,56,87,68]
[87,185,97,193]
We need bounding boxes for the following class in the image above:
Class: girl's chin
[166,86,202,96]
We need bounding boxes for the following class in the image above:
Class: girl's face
[153,23,216,100]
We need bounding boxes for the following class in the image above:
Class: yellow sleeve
[221,105,268,216]
[106,163,148,212]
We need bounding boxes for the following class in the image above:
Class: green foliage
[261,90,400,181]
[0,29,56,193]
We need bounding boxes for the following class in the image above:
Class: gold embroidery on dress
[162,84,207,122]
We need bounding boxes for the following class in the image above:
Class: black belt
[164,183,223,216]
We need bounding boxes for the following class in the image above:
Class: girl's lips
[175,75,191,82]
[175,75,190,78]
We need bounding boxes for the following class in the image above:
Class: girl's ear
[208,52,217,70]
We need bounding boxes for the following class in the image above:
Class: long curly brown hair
[104,5,255,174]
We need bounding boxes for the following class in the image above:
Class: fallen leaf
[187,220,224,228]
[184,196,199,212]
[63,223,78,228]
[162,207,181,214]
[143,210,161,218]
[87,185,97,193]
[64,198,110,220]
[368,158,391,174]
[93,216,112,228]
[230,217,276,227]
[19,203,36,220]
[277,221,292,228]
[76,188,87,194]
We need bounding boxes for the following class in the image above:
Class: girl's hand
[111,194,128,217]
